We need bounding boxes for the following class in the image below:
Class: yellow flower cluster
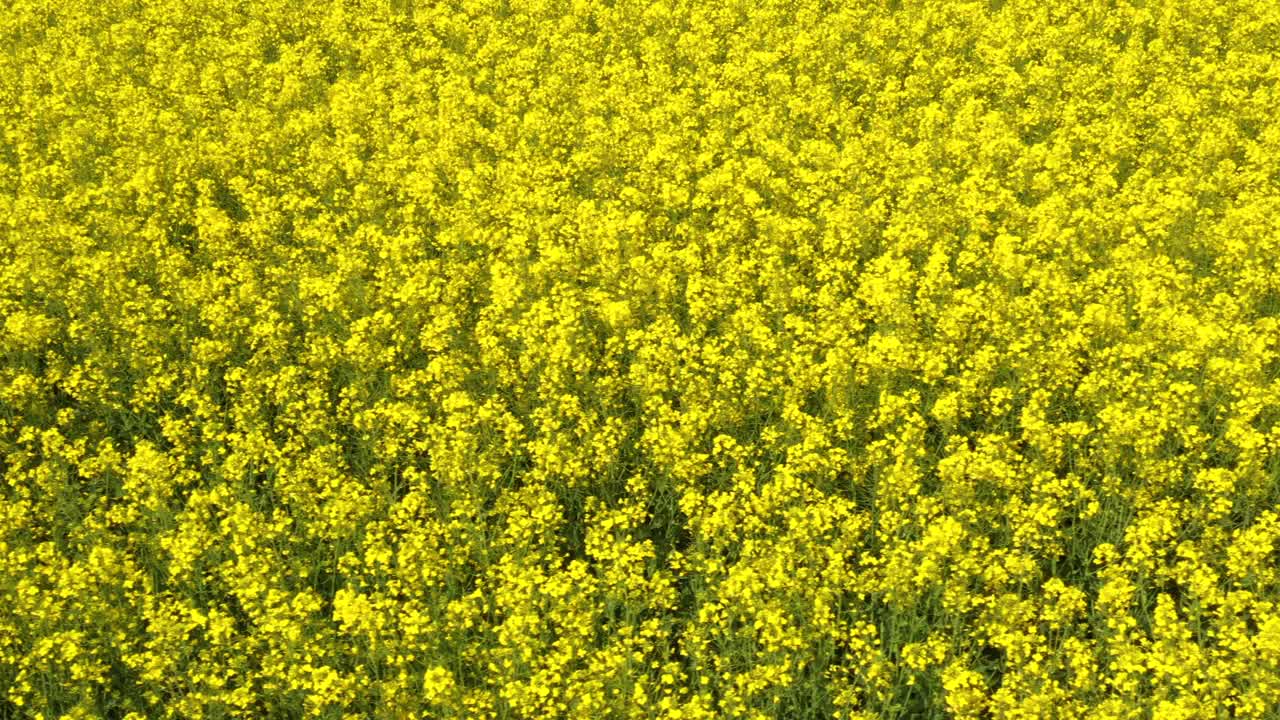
[3,0,1280,718]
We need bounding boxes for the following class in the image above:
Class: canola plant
[2,0,1280,718]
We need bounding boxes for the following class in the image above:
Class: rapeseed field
[3,0,1280,718]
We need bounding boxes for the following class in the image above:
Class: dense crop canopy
[2,0,1280,718]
